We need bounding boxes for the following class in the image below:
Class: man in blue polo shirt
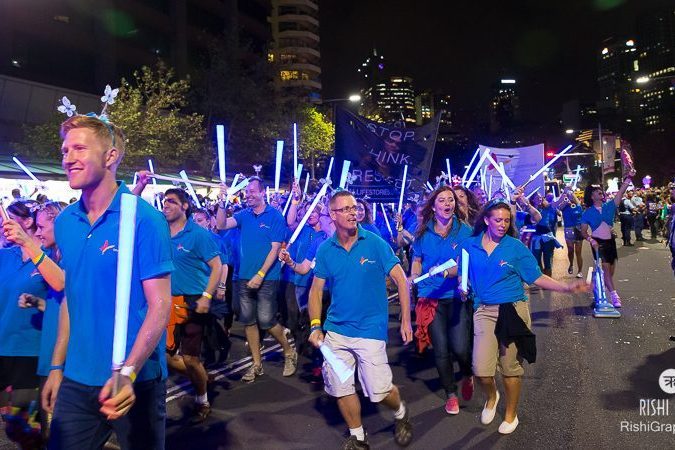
[163,189,222,423]
[44,115,174,449]
[308,190,413,449]
[216,177,297,383]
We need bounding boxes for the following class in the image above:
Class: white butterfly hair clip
[100,84,119,115]
[57,97,77,117]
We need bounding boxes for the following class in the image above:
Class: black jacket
[495,303,536,364]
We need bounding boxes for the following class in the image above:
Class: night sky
[319,0,671,126]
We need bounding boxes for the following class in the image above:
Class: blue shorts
[49,377,166,450]
[238,279,279,330]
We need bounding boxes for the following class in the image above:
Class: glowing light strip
[12,157,40,182]
[413,258,457,284]
[461,249,469,293]
[287,182,329,247]
[216,125,226,182]
[397,165,408,215]
[338,160,351,188]
[275,140,284,192]
[461,147,481,184]
[178,170,202,208]
[381,203,393,236]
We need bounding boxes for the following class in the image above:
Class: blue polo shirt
[55,182,174,387]
[211,231,230,266]
[561,204,583,228]
[218,228,240,281]
[461,233,542,307]
[360,222,381,237]
[411,218,472,299]
[170,219,220,296]
[581,200,616,231]
[234,205,287,281]
[37,288,64,376]
[538,205,558,234]
[291,225,328,287]
[314,226,400,341]
[0,246,48,357]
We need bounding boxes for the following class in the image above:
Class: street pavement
[164,229,674,450]
[2,229,673,449]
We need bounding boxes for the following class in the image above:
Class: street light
[348,94,362,103]
[565,129,574,135]
[636,76,650,84]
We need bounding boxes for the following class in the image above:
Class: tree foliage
[15,114,63,159]
[298,106,335,178]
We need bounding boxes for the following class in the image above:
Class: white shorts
[322,331,393,403]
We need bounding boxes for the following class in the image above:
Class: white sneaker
[480,391,500,425]
[498,416,519,434]
[576,272,583,278]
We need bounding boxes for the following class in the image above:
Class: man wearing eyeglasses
[307,190,414,449]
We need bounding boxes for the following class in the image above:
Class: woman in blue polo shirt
[463,199,587,435]
[559,187,585,278]
[409,186,473,415]
[356,198,381,237]
[580,171,635,308]
[0,201,63,412]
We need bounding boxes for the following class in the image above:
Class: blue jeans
[428,297,472,397]
[238,279,279,330]
[532,239,555,271]
[49,377,166,450]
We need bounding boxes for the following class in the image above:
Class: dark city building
[489,78,520,133]
[360,75,417,125]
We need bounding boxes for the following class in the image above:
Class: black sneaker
[190,402,211,424]
[567,265,573,275]
[342,435,370,450]
[394,404,413,447]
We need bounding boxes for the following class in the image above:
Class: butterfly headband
[57,84,119,147]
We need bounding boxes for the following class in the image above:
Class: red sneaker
[461,376,474,401]
[444,395,459,415]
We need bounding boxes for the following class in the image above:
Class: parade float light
[216,124,226,183]
[413,258,457,284]
[275,140,284,193]
[338,160,351,189]
[397,165,408,215]
[461,147,481,185]
[112,193,137,394]
[460,249,469,293]
[12,157,40,183]
[380,203,393,237]
[178,170,202,208]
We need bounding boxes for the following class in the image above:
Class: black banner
[334,108,440,202]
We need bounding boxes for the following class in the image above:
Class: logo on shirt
[100,240,117,255]
[176,243,191,253]
[499,260,509,267]
[451,243,458,250]
[259,222,270,229]
[360,256,375,265]
[30,269,41,278]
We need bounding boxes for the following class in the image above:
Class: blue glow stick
[465,149,489,188]
[12,157,40,182]
[338,160,351,189]
[461,249,469,292]
[112,194,137,394]
[178,170,202,208]
[319,342,354,383]
[397,165,408,215]
[217,124,226,182]
[275,140,284,192]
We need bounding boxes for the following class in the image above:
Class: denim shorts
[238,279,279,330]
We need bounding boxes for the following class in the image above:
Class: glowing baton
[413,258,457,284]
[147,159,157,185]
[372,202,377,222]
[397,165,408,215]
[461,147,481,185]
[572,165,582,190]
[293,123,299,179]
[12,157,40,183]
[526,187,540,199]
[147,173,222,189]
[460,249,469,293]
[282,194,292,217]
[319,342,354,383]
[132,172,138,187]
[522,144,573,188]
[338,160,351,189]
[465,149,489,187]
[216,124,226,182]
[325,157,334,181]
[302,172,310,201]
[425,181,433,191]
[266,186,270,204]
[275,140,284,192]
[446,158,452,182]
[178,170,202,208]
[296,163,303,181]
[381,203,393,236]
[586,267,594,285]
[287,182,329,249]
[112,193,137,394]
[483,153,516,190]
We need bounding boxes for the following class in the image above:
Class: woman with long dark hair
[463,199,587,434]
[453,185,481,226]
[355,198,381,236]
[409,186,473,414]
[580,170,635,307]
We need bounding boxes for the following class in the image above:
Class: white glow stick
[275,140,283,192]
[413,258,457,284]
[461,147,481,184]
[372,202,377,222]
[296,163,303,181]
[12,157,40,182]
[397,165,408,215]
[303,172,310,198]
[266,186,270,204]
[446,158,452,183]
[326,157,334,181]
[586,267,593,285]
[381,203,393,236]
[178,170,202,208]
[572,165,582,190]
[132,173,138,186]
[293,123,299,179]
[524,144,573,187]
[339,160,351,189]
[482,154,515,190]
[216,124,226,182]
[460,249,469,292]
[526,187,540,199]
[147,173,221,188]
[425,181,433,191]
[488,174,493,199]
[465,150,489,187]
[287,182,329,248]
[147,159,157,185]
[480,167,487,191]
[319,342,354,383]
[112,193,137,394]
[282,193,292,217]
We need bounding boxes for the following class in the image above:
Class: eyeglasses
[331,205,358,214]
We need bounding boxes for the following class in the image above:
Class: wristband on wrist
[310,319,321,327]
[217,282,227,289]
[202,291,213,300]
[120,365,137,383]
[257,270,266,278]
[32,251,46,267]
[49,365,64,372]
[310,325,322,334]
